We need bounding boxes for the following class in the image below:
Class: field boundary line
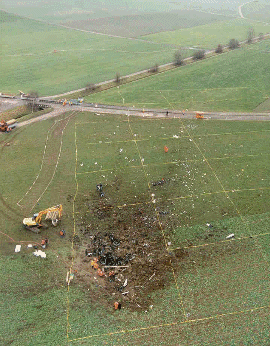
[85,129,270,146]
[171,231,270,251]
[75,121,98,125]
[127,116,187,320]
[66,120,79,341]
[73,186,270,213]
[76,152,264,176]
[67,304,270,342]
[168,186,270,201]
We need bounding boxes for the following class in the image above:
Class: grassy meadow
[2,6,270,98]
[1,1,270,344]
[242,1,270,22]
[85,39,270,112]
[142,18,270,49]
[1,111,269,345]
[61,10,229,38]
[0,11,178,96]
[0,0,240,22]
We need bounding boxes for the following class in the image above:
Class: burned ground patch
[72,194,183,311]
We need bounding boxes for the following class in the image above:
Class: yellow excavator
[196,112,204,119]
[23,205,63,233]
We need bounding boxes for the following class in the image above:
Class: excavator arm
[35,204,63,224]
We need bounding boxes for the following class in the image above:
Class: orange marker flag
[164,146,169,153]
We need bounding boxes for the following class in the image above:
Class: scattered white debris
[149,273,156,281]
[123,279,128,287]
[27,244,33,248]
[173,135,179,138]
[33,250,46,258]
[119,148,123,153]
[226,234,235,239]
[168,242,172,246]
[141,158,144,163]
[95,162,98,165]
[15,245,21,253]
[80,162,83,166]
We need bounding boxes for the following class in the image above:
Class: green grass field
[2,8,270,98]
[62,10,229,38]
[85,39,270,112]
[1,111,269,345]
[141,18,270,49]
[0,11,179,96]
[242,1,270,22]
[0,0,240,22]
[1,2,270,344]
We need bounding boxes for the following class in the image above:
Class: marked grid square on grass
[159,193,239,249]
[178,238,270,320]
[89,306,270,346]
[130,117,186,140]
[67,270,187,341]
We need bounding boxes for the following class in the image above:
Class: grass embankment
[1,112,269,345]
[0,105,53,122]
[84,39,270,112]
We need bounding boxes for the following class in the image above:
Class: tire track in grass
[16,112,76,214]
[16,120,58,208]
[0,128,27,222]
[29,112,76,213]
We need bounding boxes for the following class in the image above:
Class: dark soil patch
[72,194,184,311]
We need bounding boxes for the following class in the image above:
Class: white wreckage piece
[33,250,46,258]
[15,245,21,253]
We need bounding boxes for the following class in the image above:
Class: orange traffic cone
[164,146,169,153]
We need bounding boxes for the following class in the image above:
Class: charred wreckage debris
[72,181,184,311]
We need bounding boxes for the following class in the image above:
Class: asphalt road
[16,102,270,128]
